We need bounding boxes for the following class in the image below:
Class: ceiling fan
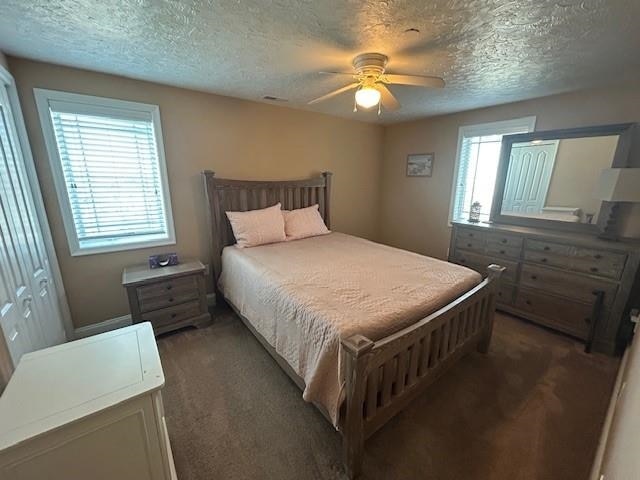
[308,52,445,114]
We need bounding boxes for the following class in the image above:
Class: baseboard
[74,314,133,339]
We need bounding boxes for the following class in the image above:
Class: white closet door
[0,83,65,366]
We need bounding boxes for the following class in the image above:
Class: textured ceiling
[1,0,639,124]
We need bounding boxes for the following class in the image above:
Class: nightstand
[123,260,211,335]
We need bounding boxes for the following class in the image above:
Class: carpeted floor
[157,307,619,480]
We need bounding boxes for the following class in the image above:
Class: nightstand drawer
[137,275,198,302]
[139,288,199,313]
[141,300,202,330]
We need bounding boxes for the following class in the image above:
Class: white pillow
[283,204,330,240]
[225,203,286,248]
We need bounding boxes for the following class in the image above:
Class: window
[35,89,175,256]
[449,117,536,223]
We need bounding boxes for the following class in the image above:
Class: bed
[203,171,504,478]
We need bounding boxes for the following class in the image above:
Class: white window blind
[35,90,174,255]
[450,117,536,223]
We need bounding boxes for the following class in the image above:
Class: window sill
[70,236,176,257]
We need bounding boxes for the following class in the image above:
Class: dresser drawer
[571,248,626,280]
[141,300,202,329]
[485,242,521,260]
[486,232,523,250]
[526,239,572,256]
[453,251,519,283]
[515,288,591,339]
[496,282,516,306]
[523,250,570,269]
[455,236,485,253]
[520,264,617,308]
[456,227,485,242]
[137,275,199,313]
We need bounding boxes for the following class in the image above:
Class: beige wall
[545,136,618,219]
[9,58,383,328]
[380,83,640,259]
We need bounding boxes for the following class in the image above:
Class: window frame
[34,89,176,256]
[448,116,537,224]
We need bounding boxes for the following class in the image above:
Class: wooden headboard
[202,170,333,288]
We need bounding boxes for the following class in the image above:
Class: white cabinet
[0,322,177,480]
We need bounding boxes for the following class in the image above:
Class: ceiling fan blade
[319,71,356,77]
[378,84,400,111]
[308,83,359,105]
[384,74,445,89]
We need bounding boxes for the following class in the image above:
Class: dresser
[449,220,640,354]
[0,322,177,480]
[123,260,211,335]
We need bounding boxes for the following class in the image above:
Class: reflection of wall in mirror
[544,136,618,223]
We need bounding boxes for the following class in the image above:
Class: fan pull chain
[353,96,357,113]
[378,102,381,116]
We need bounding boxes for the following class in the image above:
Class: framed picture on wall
[406,153,434,177]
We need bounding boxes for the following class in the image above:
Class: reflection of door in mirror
[501,135,619,223]
[502,140,558,214]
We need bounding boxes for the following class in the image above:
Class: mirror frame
[490,122,637,235]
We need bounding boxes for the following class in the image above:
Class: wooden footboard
[341,264,505,479]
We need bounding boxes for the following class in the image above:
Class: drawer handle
[166,285,173,290]
[594,254,602,260]
[590,267,598,273]
[540,258,548,263]
[525,300,532,306]
[171,313,177,319]
[530,275,538,280]
[543,246,550,251]
[467,243,472,248]
[169,297,174,302]
[500,249,506,254]
[501,239,507,244]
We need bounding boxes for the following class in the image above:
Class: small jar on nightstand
[122,260,212,335]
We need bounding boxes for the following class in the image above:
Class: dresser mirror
[490,123,637,234]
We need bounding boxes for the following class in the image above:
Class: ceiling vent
[263,95,288,102]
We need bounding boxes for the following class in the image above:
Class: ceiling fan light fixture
[355,86,381,109]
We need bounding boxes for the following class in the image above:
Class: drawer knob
[530,275,538,280]
[500,250,506,254]
[590,267,598,273]
[171,313,177,319]
[541,258,548,263]
[525,300,532,306]
[584,317,591,324]
[594,254,602,260]
[501,239,507,244]
[467,243,472,247]
[169,297,174,302]
[544,246,550,251]
[166,285,173,290]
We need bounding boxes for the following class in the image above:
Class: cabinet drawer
[526,239,572,256]
[486,233,523,250]
[453,251,519,283]
[496,282,515,305]
[520,264,617,308]
[523,250,570,269]
[485,243,521,260]
[455,236,485,253]
[515,288,591,339]
[140,300,202,329]
[572,248,626,280]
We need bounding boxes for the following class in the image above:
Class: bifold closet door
[0,81,65,366]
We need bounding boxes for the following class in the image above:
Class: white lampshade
[594,168,640,202]
[355,87,381,109]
